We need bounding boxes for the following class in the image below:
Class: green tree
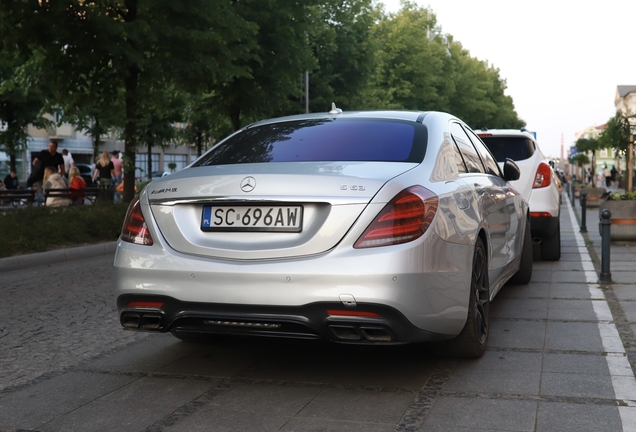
[305,0,376,111]
[0,52,51,174]
[0,0,256,202]
[599,111,636,191]
[575,136,606,180]
[364,3,453,111]
[180,94,232,158]
[362,2,524,128]
[207,0,320,131]
[569,153,590,181]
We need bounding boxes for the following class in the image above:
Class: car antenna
[329,103,342,115]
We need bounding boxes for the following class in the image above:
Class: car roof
[246,110,449,128]
[476,128,536,141]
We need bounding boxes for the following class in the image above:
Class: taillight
[121,195,154,245]
[533,162,552,188]
[354,186,438,249]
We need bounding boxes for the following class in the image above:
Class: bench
[0,189,36,207]
[44,187,100,205]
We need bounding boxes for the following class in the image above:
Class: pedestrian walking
[62,149,74,177]
[603,164,611,188]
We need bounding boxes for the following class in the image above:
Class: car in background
[114,109,532,358]
[74,163,96,186]
[477,128,561,261]
[150,171,171,180]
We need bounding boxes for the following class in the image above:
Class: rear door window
[478,135,536,162]
[193,119,427,166]
[450,122,485,174]
[465,128,502,177]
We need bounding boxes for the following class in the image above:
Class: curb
[0,241,118,273]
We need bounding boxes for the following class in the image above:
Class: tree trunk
[147,137,153,180]
[9,154,16,174]
[123,0,139,203]
[197,131,203,157]
[229,106,241,132]
[92,118,101,158]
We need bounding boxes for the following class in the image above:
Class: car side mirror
[503,158,520,181]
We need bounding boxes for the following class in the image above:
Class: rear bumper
[530,214,559,239]
[116,294,450,345]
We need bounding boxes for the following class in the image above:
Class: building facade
[2,117,197,183]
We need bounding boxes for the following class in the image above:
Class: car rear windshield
[479,136,536,162]
[192,118,426,166]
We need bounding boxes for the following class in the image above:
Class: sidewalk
[416,193,636,431]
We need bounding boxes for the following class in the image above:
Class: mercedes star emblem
[240,176,256,193]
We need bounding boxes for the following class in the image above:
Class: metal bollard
[580,191,587,232]
[599,209,612,283]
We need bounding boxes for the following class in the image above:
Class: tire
[170,330,217,343]
[508,216,533,285]
[540,219,561,261]
[434,237,490,358]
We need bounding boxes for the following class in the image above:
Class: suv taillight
[354,186,438,249]
[533,162,552,189]
[121,195,154,245]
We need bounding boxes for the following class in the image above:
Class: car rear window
[192,119,426,166]
[478,136,535,162]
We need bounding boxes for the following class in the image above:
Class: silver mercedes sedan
[114,109,532,358]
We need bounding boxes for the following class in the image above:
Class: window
[465,128,502,177]
[451,123,484,174]
[479,136,535,162]
[600,149,608,158]
[135,154,160,180]
[193,119,427,166]
[164,154,187,173]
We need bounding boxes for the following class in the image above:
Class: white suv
[477,128,561,261]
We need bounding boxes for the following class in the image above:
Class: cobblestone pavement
[0,255,148,392]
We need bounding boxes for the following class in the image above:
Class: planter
[580,187,606,208]
[599,200,636,241]
[573,183,583,198]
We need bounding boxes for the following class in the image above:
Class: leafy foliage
[606,191,636,201]
[569,153,590,166]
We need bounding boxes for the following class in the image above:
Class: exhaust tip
[360,327,392,342]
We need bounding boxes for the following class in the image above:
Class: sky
[379,0,636,158]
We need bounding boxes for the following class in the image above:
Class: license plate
[201,205,303,232]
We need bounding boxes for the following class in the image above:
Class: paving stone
[536,402,622,432]
[38,376,219,432]
[542,353,611,375]
[488,320,546,350]
[296,388,414,424]
[540,372,616,399]
[547,299,598,321]
[443,368,540,395]
[491,298,548,320]
[0,371,137,430]
[422,397,537,431]
[545,322,604,352]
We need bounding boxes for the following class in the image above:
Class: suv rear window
[192,119,426,166]
[478,136,535,162]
